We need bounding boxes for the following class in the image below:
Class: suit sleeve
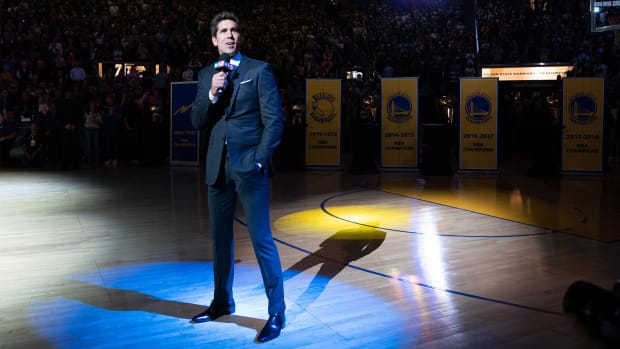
[191,67,213,130]
[255,63,284,166]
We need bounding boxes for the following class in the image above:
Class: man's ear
[211,36,218,47]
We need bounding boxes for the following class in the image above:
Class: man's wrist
[208,90,218,104]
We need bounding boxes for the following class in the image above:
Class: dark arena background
[1,1,620,348]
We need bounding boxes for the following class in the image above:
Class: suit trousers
[207,152,285,316]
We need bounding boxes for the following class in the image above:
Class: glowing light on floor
[27,262,408,348]
[274,205,414,236]
[415,213,449,292]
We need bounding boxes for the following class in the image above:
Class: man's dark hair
[210,11,240,37]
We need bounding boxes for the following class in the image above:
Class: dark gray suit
[191,54,285,316]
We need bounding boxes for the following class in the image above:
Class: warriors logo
[568,94,597,125]
[465,94,492,123]
[174,103,193,116]
[311,92,337,124]
[386,94,413,123]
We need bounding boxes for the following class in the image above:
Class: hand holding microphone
[212,53,234,96]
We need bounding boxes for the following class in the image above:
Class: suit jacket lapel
[226,56,246,116]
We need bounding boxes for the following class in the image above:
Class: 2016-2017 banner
[305,79,341,167]
[381,78,418,168]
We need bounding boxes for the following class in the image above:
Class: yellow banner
[562,78,605,172]
[381,78,418,168]
[459,78,498,170]
[305,79,341,166]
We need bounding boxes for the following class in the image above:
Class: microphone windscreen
[218,53,231,62]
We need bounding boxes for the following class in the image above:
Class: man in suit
[190,11,286,343]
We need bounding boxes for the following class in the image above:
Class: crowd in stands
[0,0,618,169]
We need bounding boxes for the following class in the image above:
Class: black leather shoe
[256,313,285,343]
[190,307,232,323]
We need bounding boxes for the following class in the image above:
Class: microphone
[214,53,232,96]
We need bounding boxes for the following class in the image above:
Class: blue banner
[170,81,199,165]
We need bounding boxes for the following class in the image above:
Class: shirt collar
[230,52,242,67]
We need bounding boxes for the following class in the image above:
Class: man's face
[212,19,240,57]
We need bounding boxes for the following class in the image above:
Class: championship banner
[381,78,418,168]
[562,77,605,172]
[305,79,341,167]
[459,78,498,170]
[170,81,200,166]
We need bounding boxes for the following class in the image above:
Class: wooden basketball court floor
[1,164,619,348]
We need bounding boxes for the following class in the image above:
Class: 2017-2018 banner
[562,77,604,172]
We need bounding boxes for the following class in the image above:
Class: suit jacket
[191,55,283,185]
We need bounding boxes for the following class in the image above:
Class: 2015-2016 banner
[381,78,418,168]
[459,78,498,170]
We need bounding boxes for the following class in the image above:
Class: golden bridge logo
[174,103,193,116]
[386,94,412,123]
[568,94,597,125]
[311,92,337,124]
[465,93,492,123]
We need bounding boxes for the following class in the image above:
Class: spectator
[15,59,33,89]
[56,88,84,169]
[0,111,17,167]
[0,64,15,88]
[83,98,103,166]
[102,92,123,168]
[181,66,194,81]
[139,88,166,165]
[68,58,87,83]
[22,121,47,168]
